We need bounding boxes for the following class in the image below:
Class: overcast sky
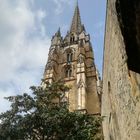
[0,0,106,113]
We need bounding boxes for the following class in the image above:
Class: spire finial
[76,0,78,7]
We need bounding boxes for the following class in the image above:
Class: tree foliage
[0,81,102,140]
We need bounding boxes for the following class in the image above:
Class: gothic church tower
[43,3,100,114]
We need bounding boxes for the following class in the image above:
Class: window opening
[65,68,72,78]
[67,53,73,63]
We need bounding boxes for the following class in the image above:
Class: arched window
[65,48,74,64]
[67,53,73,63]
[65,68,72,78]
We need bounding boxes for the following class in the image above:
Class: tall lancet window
[66,48,73,64]
[65,67,72,78]
[67,52,73,63]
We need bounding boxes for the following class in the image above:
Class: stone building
[43,4,101,114]
[102,0,140,140]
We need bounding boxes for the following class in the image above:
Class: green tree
[0,81,102,140]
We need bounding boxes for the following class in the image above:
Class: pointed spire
[51,28,62,46]
[76,0,78,7]
[55,27,61,37]
[70,1,83,34]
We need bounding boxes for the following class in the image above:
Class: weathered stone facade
[102,0,140,140]
[43,4,101,114]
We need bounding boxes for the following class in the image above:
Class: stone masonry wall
[102,0,140,140]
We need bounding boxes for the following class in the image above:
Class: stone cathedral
[43,4,101,114]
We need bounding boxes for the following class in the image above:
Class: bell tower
[43,3,101,114]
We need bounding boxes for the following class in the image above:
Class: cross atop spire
[70,2,83,34]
